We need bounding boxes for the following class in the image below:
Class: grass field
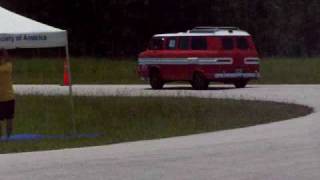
[258,57,320,84]
[12,57,320,84]
[0,95,312,154]
[13,58,140,84]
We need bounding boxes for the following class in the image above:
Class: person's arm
[0,63,5,71]
[4,50,12,63]
[6,57,13,63]
[0,62,11,72]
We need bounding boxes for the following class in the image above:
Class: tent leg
[65,45,77,135]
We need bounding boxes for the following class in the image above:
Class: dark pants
[0,100,15,138]
[0,100,15,121]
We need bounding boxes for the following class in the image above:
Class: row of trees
[1,0,320,57]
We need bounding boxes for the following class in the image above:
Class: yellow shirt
[0,62,14,102]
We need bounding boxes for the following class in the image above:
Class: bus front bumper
[214,72,260,79]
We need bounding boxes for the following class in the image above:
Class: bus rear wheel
[192,73,209,90]
[150,70,164,89]
[234,80,248,88]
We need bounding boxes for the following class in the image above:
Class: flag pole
[65,40,77,135]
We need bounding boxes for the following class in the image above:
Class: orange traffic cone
[63,60,70,86]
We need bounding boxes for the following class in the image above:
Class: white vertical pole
[65,43,77,135]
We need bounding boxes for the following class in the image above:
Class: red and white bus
[137,27,260,90]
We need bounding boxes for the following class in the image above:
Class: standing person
[0,49,15,140]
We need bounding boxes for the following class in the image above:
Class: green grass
[12,57,320,84]
[13,58,143,84]
[257,57,320,84]
[0,95,312,154]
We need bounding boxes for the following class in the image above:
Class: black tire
[234,80,248,88]
[149,70,164,89]
[192,72,209,90]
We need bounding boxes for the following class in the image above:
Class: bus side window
[149,37,164,50]
[191,37,208,50]
[179,37,190,50]
[222,37,234,50]
[237,37,249,50]
[166,37,177,50]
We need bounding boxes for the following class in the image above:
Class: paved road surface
[0,85,319,180]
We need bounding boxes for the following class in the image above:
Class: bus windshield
[148,37,164,50]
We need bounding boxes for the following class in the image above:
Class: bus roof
[154,29,250,38]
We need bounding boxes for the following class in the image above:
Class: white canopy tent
[0,6,76,134]
[0,6,67,49]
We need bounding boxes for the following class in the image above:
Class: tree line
[1,0,320,57]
